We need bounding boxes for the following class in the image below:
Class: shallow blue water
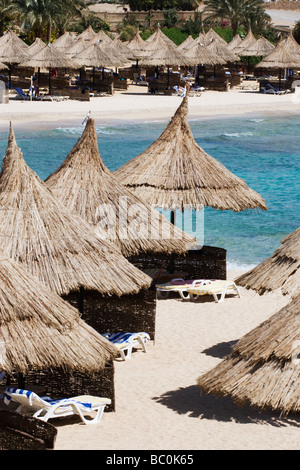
[0,114,299,270]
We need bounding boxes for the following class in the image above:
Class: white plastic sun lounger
[102,332,150,361]
[4,388,111,424]
[186,280,241,303]
[156,278,216,300]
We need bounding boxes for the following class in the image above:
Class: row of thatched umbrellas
[2,25,299,94]
[0,26,299,414]
[0,91,265,382]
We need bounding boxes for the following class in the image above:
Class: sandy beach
[52,269,298,451]
[1,87,299,451]
[1,85,300,131]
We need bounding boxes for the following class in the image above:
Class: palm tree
[204,0,271,36]
[9,0,85,41]
[0,0,15,36]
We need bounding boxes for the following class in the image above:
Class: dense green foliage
[204,0,271,36]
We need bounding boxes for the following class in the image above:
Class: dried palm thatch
[73,41,128,68]
[27,38,47,57]
[281,33,300,59]
[235,227,300,297]
[126,31,149,59]
[45,118,196,257]
[240,36,275,57]
[197,294,300,415]
[145,25,175,47]
[0,254,117,375]
[177,35,196,52]
[232,27,257,55]
[78,25,96,41]
[227,34,243,52]
[0,35,28,65]
[90,30,113,45]
[195,32,206,46]
[52,32,77,51]
[113,38,137,60]
[255,36,300,70]
[114,96,267,212]
[184,42,226,66]
[0,124,151,296]
[206,39,239,63]
[0,30,29,51]
[205,28,228,46]
[140,43,193,67]
[18,43,79,70]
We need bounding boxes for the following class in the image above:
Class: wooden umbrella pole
[169,210,175,273]
[78,286,84,314]
[48,68,52,95]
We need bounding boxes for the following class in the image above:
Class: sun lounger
[4,388,111,425]
[102,332,150,361]
[187,280,241,303]
[262,83,290,95]
[156,278,216,299]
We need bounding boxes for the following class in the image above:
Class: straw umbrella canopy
[184,41,227,68]
[0,30,29,51]
[114,95,268,212]
[139,44,194,69]
[145,25,175,48]
[205,28,228,47]
[235,227,300,297]
[231,27,257,55]
[0,123,151,297]
[227,34,243,51]
[73,41,130,69]
[206,38,240,63]
[197,294,300,415]
[45,118,196,257]
[112,38,138,60]
[126,30,149,60]
[240,36,275,58]
[90,30,113,45]
[52,32,77,51]
[195,32,207,46]
[27,38,47,56]
[77,25,96,41]
[177,35,196,52]
[18,43,80,94]
[0,35,29,87]
[0,252,118,375]
[255,37,300,89]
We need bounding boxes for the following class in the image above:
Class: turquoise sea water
[0,114,299,271]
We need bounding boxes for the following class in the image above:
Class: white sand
[1,86,300,131]
[1,88,299,450]
[52,270,298,451]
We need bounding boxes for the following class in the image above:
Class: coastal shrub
[162,27,187,45]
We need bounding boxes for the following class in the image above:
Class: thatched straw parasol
[77,25,96,41]
[177,35,196,52]
[0,30,29,51]
[52,32,77,51]
[197,294,300,415]
[227,34,243,51]
[126,30,149,59]
[90,30,113,45]
[184,41,226,67]
[45,118,196,257]
[18,43,80,94]
[235,227,300,297]
[72,41,129,69]
[255,37,300,88]
[114,95,268,212]
[0,123,151,297]
[145,25,175,48]
[0,34,29,87]
[231,27,257,55]
[27,38,47,56]
[240,36,275,57]
[0,252,117,375]
[139,44,193,68]
[205,28,228,46]
[206,38,240,63]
